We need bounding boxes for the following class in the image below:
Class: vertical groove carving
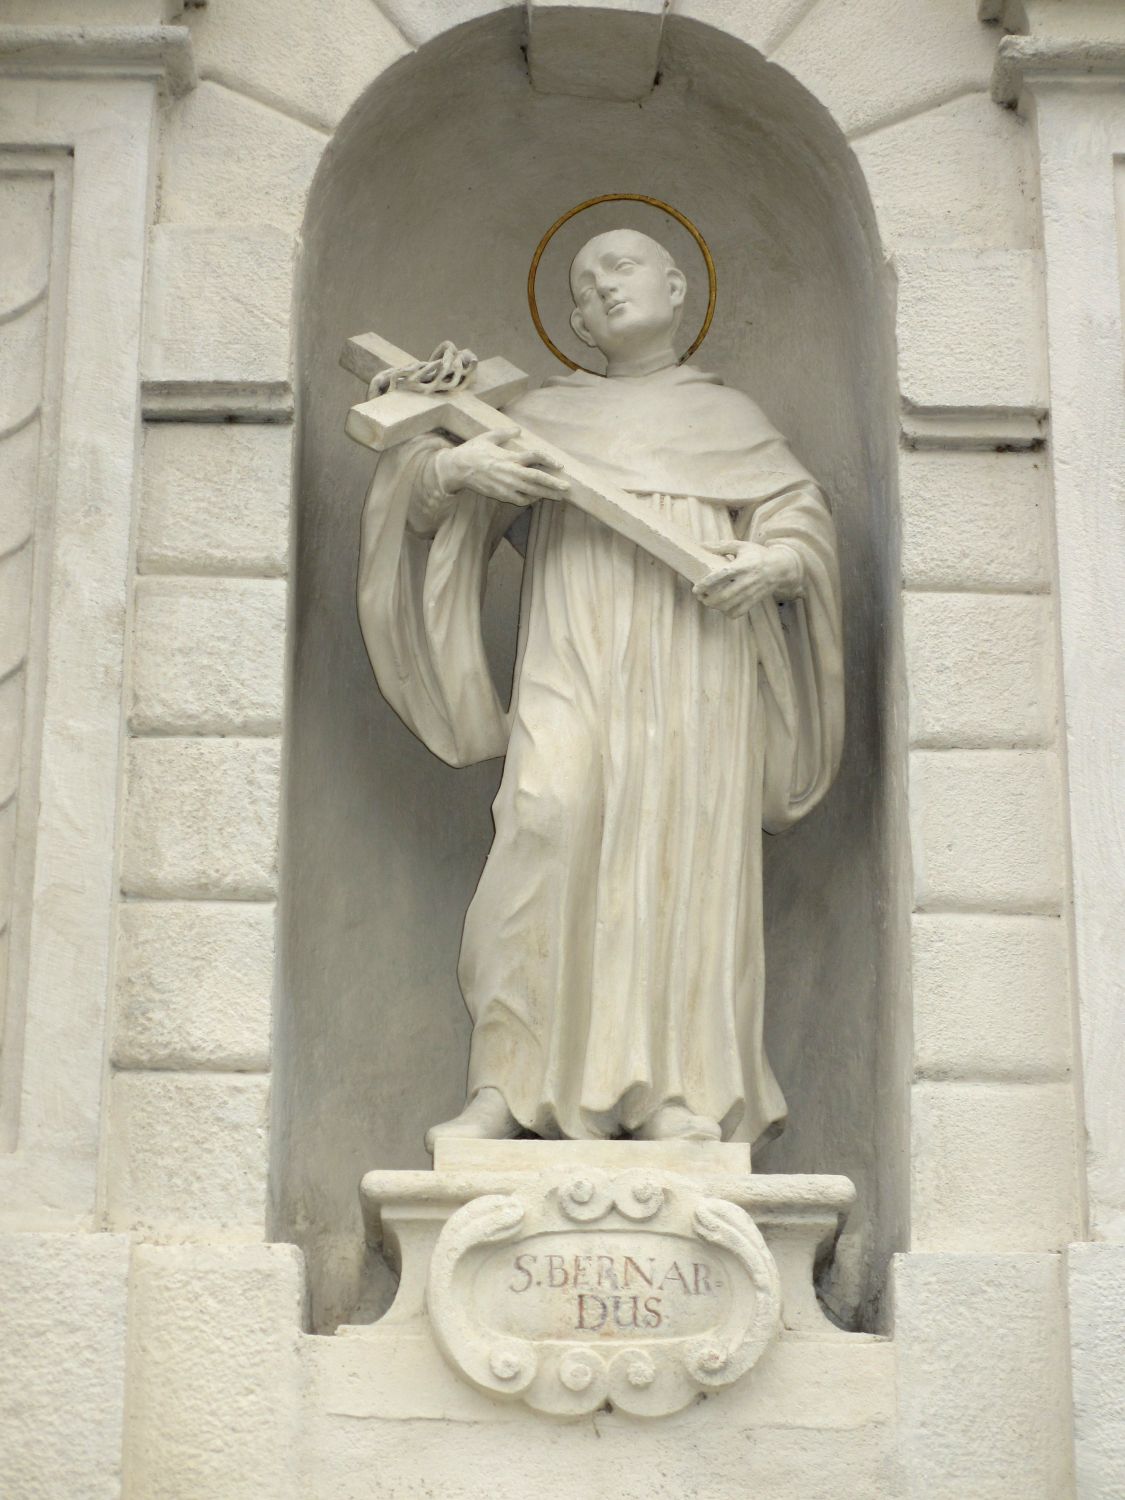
[0,168,56,1139]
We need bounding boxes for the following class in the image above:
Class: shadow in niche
[274,9,909,1336]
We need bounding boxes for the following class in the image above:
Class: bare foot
[634,1104,722,1143]
[425,1087,521,1155]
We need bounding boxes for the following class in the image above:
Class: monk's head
[568,229,686,367]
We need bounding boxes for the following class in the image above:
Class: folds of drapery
[357,436,510,766]
[356,436,844,830]
[740,483,845,833]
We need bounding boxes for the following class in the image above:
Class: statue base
[345,1140,858,1417]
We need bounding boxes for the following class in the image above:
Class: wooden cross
[341,332,717,586]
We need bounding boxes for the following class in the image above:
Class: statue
[352,217,844,1152]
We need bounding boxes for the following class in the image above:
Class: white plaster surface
[911,1081,1079,1251]
[143,224,294,386]
[130,576,286,734]
[139,422,292,577]
[854,92,1038,251]
[911,913,1071,1079]
[435,1138,751,1172]
[318,1323,893,1424]
[121,738,280,899]
[1031,83,1125,1241]
[903,593,1054,748]
[527,0,665,101]
[112,900,274,1071]
[673,0,818,57]
[0,1233,130,1500]
[158,79,325,231]
[894,1252,1073,1498]
[381,0,521,47]
[304,1413,899,1499]
[909,749,1064,912]
[125,1243,304,1500]
[107,1072,270,1236]
[183,0,409,132]
[304,1333,899,1498]
[898,449,1050,591]
[1067,1242,1125,1498]
[895,248,1047,413]
[771,0,995,138]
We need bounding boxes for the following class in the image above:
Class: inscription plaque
[427,1169,781,1416]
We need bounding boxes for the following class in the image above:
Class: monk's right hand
[433,431,570,508]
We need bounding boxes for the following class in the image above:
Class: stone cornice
[993,34,1125,105]
[141,380,294,424]
[900,402,1047,452]
[0,24,196,97]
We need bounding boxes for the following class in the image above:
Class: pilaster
[986,0,1125,1247]
[0,26,191,1226]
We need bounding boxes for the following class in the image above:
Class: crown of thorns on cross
[369,195,715,396]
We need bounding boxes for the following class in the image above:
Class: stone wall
[1,2,1123,1496]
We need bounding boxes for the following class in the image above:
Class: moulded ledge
[357,1148,857,1350]
[993,35,1125,106]
[0,24,196,96]
[141,379,294,424]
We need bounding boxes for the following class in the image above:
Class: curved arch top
[281,0,907,1337]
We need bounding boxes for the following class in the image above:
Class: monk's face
[569,230,686,361]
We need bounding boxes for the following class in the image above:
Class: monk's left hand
[693,541,803,618]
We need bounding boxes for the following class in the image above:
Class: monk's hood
[503,363,813,503]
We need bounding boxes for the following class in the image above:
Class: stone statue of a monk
[357,228,844,1150]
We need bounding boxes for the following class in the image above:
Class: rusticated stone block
[0,1233,130,1500]
[911,1080,1079,1252]
[159,80,325,231]
[107,1072,270,1235]
[898,449,1050,592]
[895,248,1047,413]
[131,576,286,735]
[143,225,294,386]
[895,1252,1073,1499]
[1067,1242,1125,1500]
[771,0,994,139]
[121,738,280,899]
[112,900,274,1071]
[911,912,1070,1079]
[855,92,1038,251]
[185,0,409,132]
[139,423,292,577]
[909,749,1064,913]
[904,592,1054,748]
[126,1243,304,1500]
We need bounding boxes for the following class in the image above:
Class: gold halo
[527,193,717,376]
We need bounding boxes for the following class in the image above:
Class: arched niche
[275,8,909,1334]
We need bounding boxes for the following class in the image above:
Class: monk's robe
[357,364,844,1145]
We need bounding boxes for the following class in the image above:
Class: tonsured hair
[568,230,680,303]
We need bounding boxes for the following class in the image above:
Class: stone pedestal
[348,1142,855,1417]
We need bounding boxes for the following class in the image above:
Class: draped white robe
[357,365,844,1145]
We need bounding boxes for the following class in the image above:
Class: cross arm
[341,330,719,587]
[346,384,717,587]
[340,332,529,409]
